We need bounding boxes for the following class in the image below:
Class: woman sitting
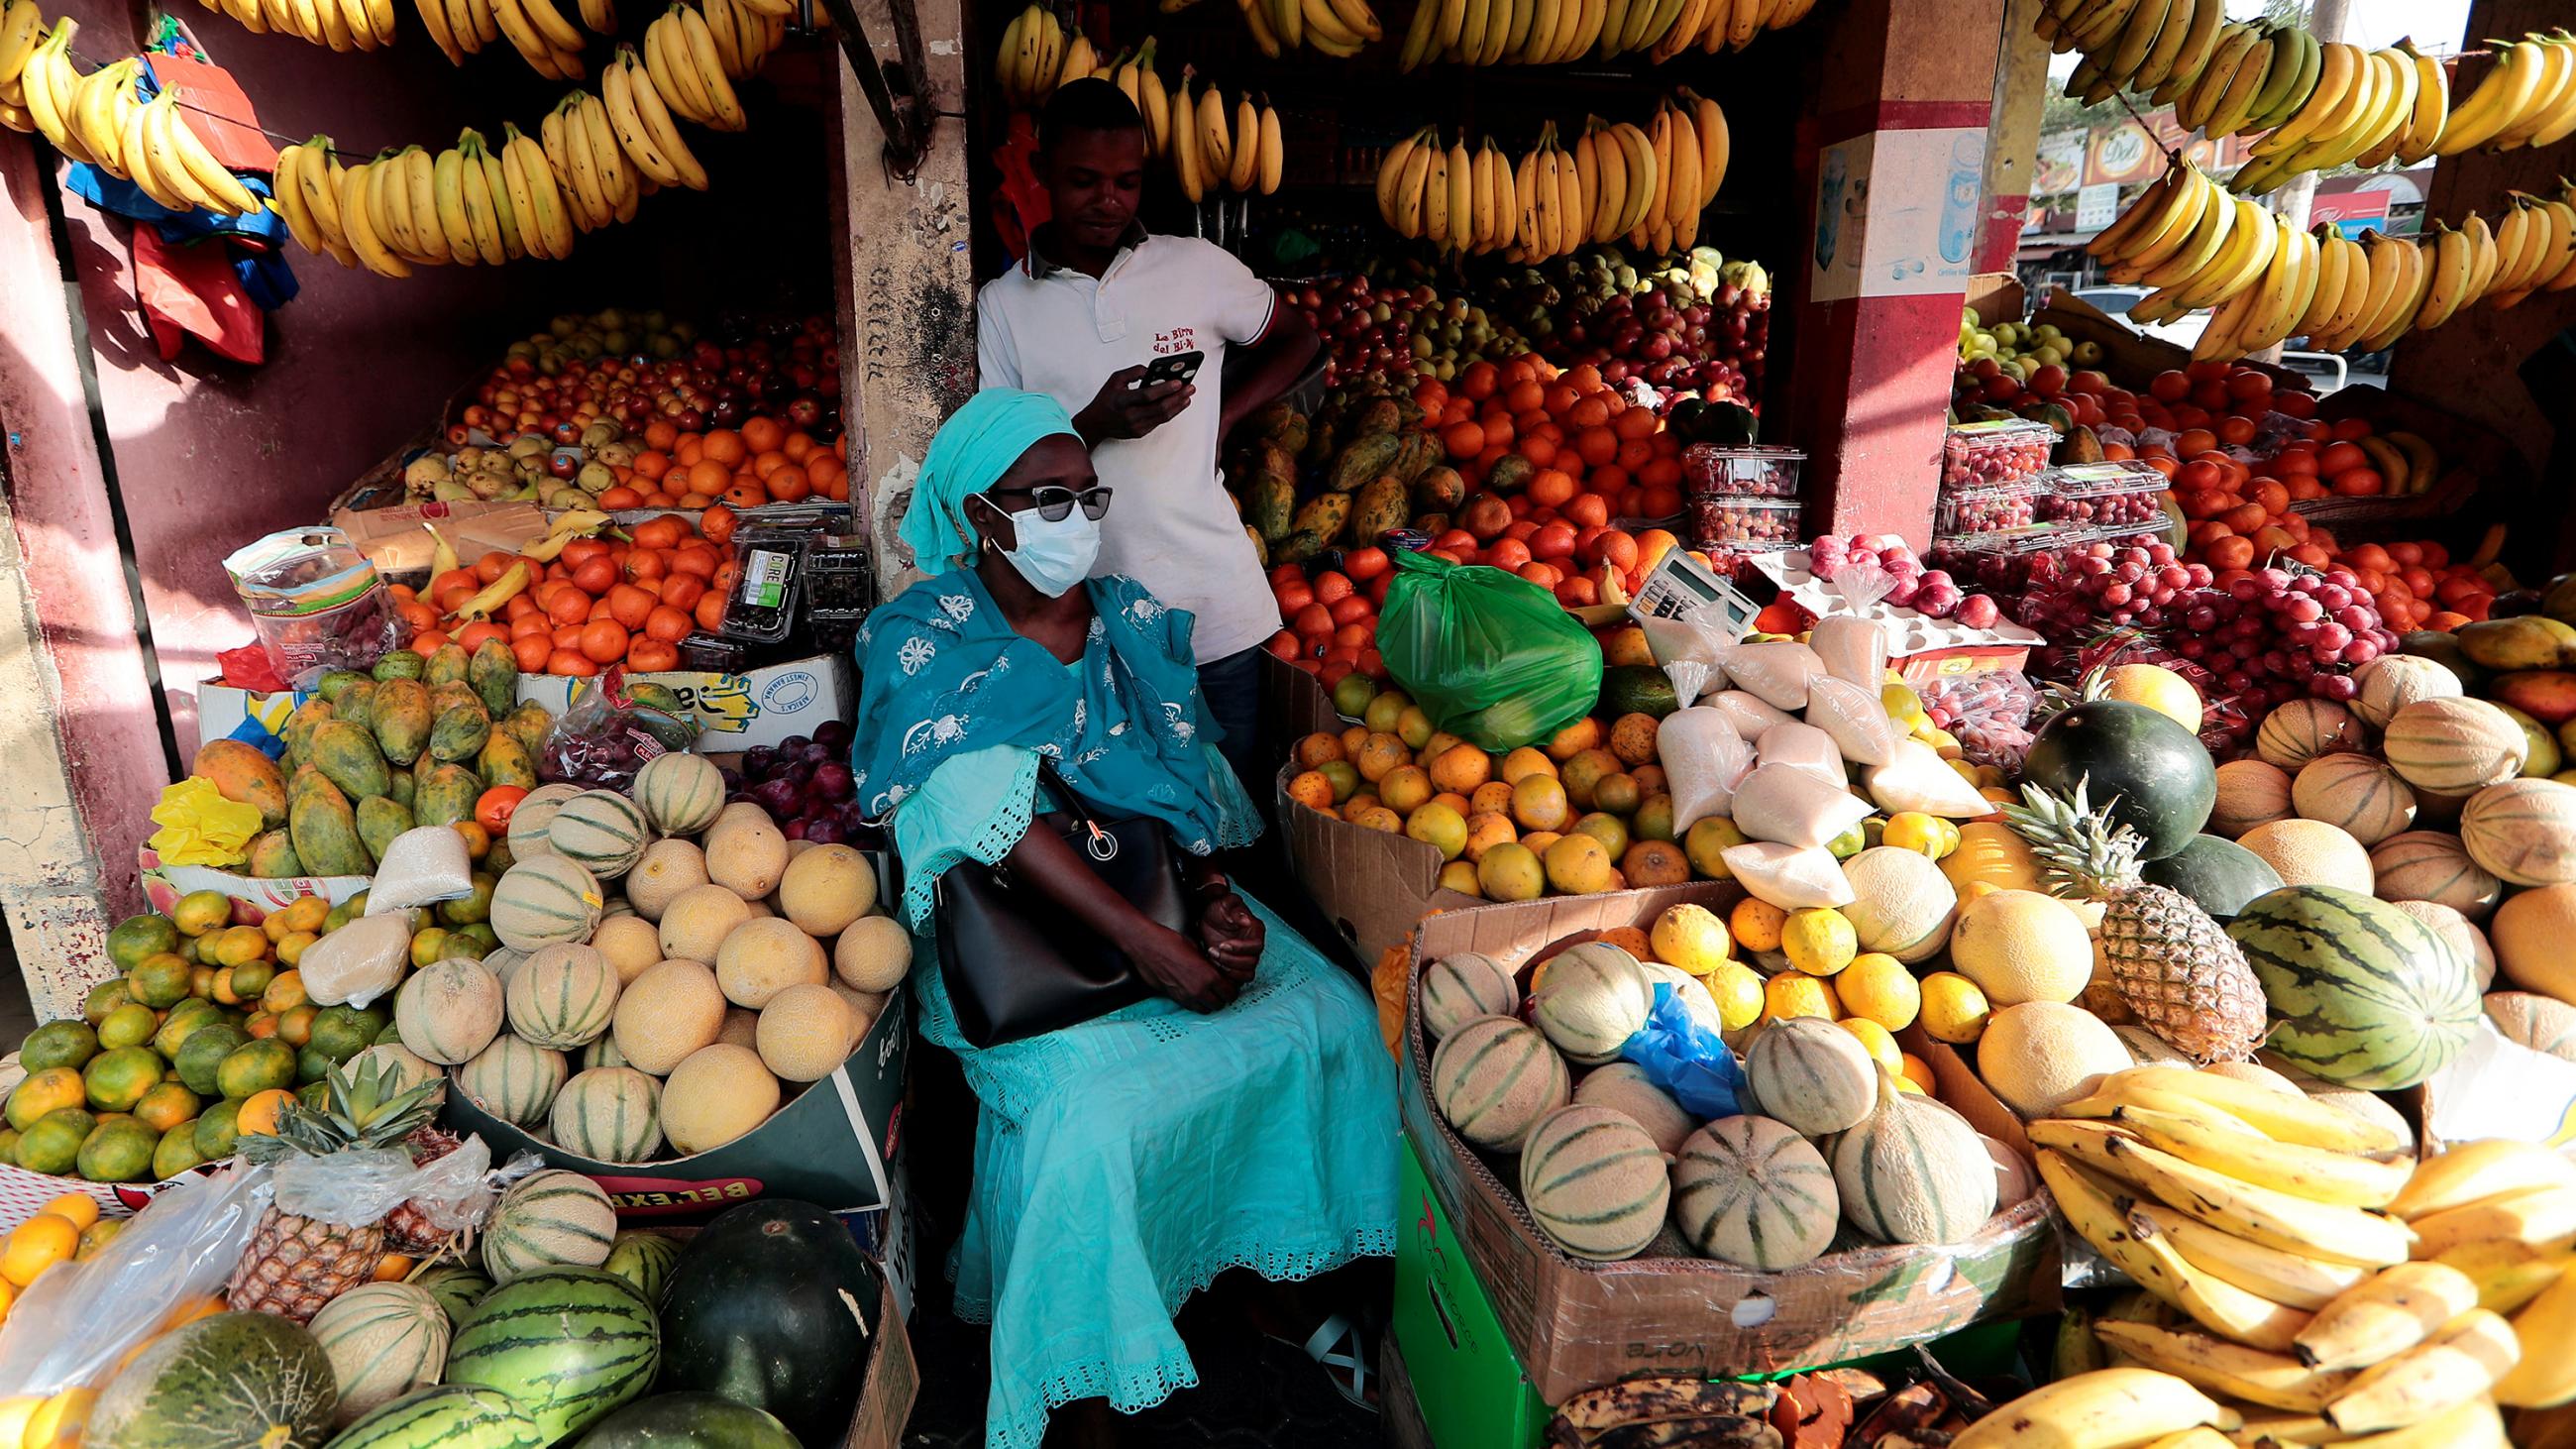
[853,390,1399,1449]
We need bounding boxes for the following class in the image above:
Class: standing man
[976,77,1321,795]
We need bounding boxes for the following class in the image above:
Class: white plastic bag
[1730,763,1875,848]
[1641,615,1739,710]
[298,913,413,1008]
[268,1136,508,1232]
[1755,722,1846,782]
[1726,641,1826,711]
[1706,690,1797,738]
[1808,614,1890,689]
[1805,677,1898,767]
[1720,841,1858,908]
[1864,739,1998,818]
[1658,708,1754,834]
[365,828,475,915]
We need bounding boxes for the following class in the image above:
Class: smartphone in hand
[1133,350,1205,390]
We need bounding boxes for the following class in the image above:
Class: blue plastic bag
[1619,982,1746,1120]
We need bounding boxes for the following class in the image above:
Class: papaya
[372,650,425,682]
[1302,416,1338,470]
[387,767,415,810]
[479,729,537,789]
[413,762,483,829]
[1414,512,1451,537]
[244,831,304,879]
[2059,423,2106,466]
[628,682,685,715]
[355,796,414,864]
[191,740,287,830]
[1243,526,1268,569]
[503,702,554,753]
[1245,451,1295,542]
[309,721,392,800]
[1350,474,1408,543]
[1273,529,1327,565]
[423,643,471,689]
[372,679,433,766]
[278,699,336,774]
[1328,433,1404,494]
[1251,402,1308,456]
[470,639,518,717]
[288,784,371,876]
[314,669,370,702]
[428,682,484,721]
[1290,492,1350,544]
[1486,455,1537,495]
[1356,398,1404,436]
[1415,465,1467,511]
[483,838,516,877]
[1397,431,1445,486]
[429,704,492,763]
[335,679,377,735]
[286,764,342,816]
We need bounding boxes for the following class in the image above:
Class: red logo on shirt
[1153,328,1197,354]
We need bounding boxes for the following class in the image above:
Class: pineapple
[227,1059,444,1322]
[385,1124,466,1256]
[2006,781,2268,1065]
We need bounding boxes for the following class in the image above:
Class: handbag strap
[1033,756,1124,864]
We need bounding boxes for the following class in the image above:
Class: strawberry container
[1942,419,2055,492]
[2039,461,2166,528]
[1932,479,2042,538]
[1687,495,1803,553]
[1682,445,1806,500]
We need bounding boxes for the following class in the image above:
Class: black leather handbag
[931,760,1188,1048]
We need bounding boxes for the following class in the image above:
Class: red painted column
[1780,0,2009,549]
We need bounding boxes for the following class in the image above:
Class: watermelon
[657,1201,883,1446]
[444,1270,659,1443]
[2140,835,2286,921]
[599,1233,681,1306]
[2023,701,2217,860]
[2227,884,2483,1090]
[87,1311,338,1449]
[324,1385,537,1449]
[412,1264,493,1329]
[571,1394,798,1449]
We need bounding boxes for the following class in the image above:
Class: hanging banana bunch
[1231,0,1380,59]
[993,2,1069,109]
[0,12,271,216]
[1393,0,1812,69]
[1165,68,1279,200]
[1374,92,1723,261]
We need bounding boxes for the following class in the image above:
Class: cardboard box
[1275,764,1480,962]
[840,1275,919,1449]
[443,991,909,1220]
[330,501,550,580]
[1392,1136,1547,1449]
[1380,1338,1432,1449]
[1404,885,2059,1404]
[137,846,369,927]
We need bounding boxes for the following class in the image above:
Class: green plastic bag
[1378,550,1602,751]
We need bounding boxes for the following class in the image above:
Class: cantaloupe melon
[551,1066,664,1163]
[589,916,662,984]
[716,1007,760,1050]
[504,944,619,1049]
[633,752,726,836]
[2369,831,2503,920]
[1669,1116,1838,1270]
[1518,1106,1669,1262]
[1530,943,1653,1065]
[1980,1001,2133,1118]
[661,1044,781,1154]
[1641,962,1728,1037]
[1421,952,1520,1041]
[2384,698,2528,795]
[483,946,528,986]
[2235,819,2374,893]
[2210,759,2297,838]
[1742,1017,1876,1136]
[2487,992,2576,1062]
[704,817,791,901]
[482,1169,616,1281]
[625,840,709,922]
[2292,753,2416,846]
[351,1043,443,1100]
[395,958,505,1065]
[1572,1062,1693,1156]
[1949,889,2093,1006]
[2461,778,2576,886]
[506,783,585,860]
[2204,1057,2306,1096]
[714,918,829,1008]
[2387,899,2495,992]
[611,957,729,1076]
[2492,883,2576,1001]
[714,801,769,833]
[660,883,753,963]
[831,915,910,994]
[755,983,855,1081]
[1430,1015,1568,1151]
[831,983,887,1051]
[547,791,651,880]
[1839,847,1958,963]
[490,855,604,951]
[1831,1072,1995,1245]
[2353,655,2463,729]
[308,1281,450,1423]
[776,844,877,938]
[2257,700,2366,772]
[1982,1135,2037,1209]
[582,1035,630,1071]
[457,1035,569,1127]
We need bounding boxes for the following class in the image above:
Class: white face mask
[977,496,1102,597]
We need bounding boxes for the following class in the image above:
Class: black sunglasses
[987,485,1113,521]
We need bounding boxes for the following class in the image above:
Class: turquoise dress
[865,580,1399,1449]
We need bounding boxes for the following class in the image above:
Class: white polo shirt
[976,231,1279,665]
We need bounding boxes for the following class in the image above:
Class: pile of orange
[602,416,849,511]
[1265,549,1395,686]
[391,507,741,676]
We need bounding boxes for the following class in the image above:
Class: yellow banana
[2439,39,2545,154]
[1949,1369,2232,1449]
[2324,1309,2518,1434]
[2498,1261,2576,1407]
[120,88,189,209]
[269,144,322,253]
[2295,1263,2483,1372]
[2411,221,2476,331]
[643,10,711,124]
[2100,1128,2416,1268]
[1421,139,1447,247]
[506,122,573,258]
[2111,1096,2410,1209]
[457,135,507,264]
[1444,130,1470,253]
[2036,1148,2313,1353]
[1196,84,1231,183]
[615,46,705,188]
[336,159,410,276]
[1227,92,1259,190]
[1256,101,1280,193]
[2093,1319,2354,1413]
[2492,31,2576,151]
[2143,1201,2375,1310]
[1171,72,1203,204]
[472,135,523,256]
[431,144,479,260]
[0,0,42,95]
[675,4,746,129]
[2409,1183,2576,1259]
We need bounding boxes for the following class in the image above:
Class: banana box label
[508,653,850,751]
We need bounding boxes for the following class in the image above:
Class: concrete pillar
[1979,0,2051,274]
[1783,0,2009,546]
[834,0,979,604]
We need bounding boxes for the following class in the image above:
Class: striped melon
[85,1311,340,1449]
[1572,1062,1693,1156]
[327,1385,537,1449]
[411,1266,492,1329]
[633,752,725,836]
[2460,778,2576,887]
[2227,884,2481,1090]
[505,944,619,1049]
[599,1232,682,1304]
[1420,952,1518,1041]
[2487,992,2576,1063]
[1670,1116,1839,1270]
[2386,900,2494,992]
[548,791,651,880]
[1742,1016,1877,1136]
[551,1066,663,1163]
[394,959,504,1065]
[1830,1071,1995,1246]
[2384,698,2528,795]
[506,783,585,861]
[444,1269,658,1442]
[1838,847,1958,962]
[582,1035,631,1070]
[2353,654,2463,729]
[1429,1015,1569,1152]
[2369,831,2503,921]
[1517,1105,1669,1262]
[307,1282,450,1424]
[1530,942,1654,1065]
[2292,753,2416,846]
[483,1170,618,1282]
[2256,700,2366,772]
[2210,759,2296,838]
[490,855,604,950]
[456,1035,569,1127]
[483,947,529,987]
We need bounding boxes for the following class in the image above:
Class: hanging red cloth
[134,224,265,364]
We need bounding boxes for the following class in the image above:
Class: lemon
[1763,972,1840,1025]
[1836,952,1922,1031]
[1649,904,1733,976]
[1729,898,1788,954]
[1882,812,1946,858]
[1824,823,1867,859]
[1838,1017,1903,1071]
[1881,682,1926,725]
[1707,965,1765,1032]
[1919,971,1992,1044]
[1780,908,1857,976]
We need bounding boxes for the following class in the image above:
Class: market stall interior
[3,0,2576,1443]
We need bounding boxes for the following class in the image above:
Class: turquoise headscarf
[898,390,1081,575]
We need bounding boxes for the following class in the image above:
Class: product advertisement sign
[1810,127,1987,303]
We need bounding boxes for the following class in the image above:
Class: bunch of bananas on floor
[1375,91,1722,258]
[2016,1066,2576,1443]
[1231,0,1380,59]
[0,12,267,215]
[1392,0,1812,67]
